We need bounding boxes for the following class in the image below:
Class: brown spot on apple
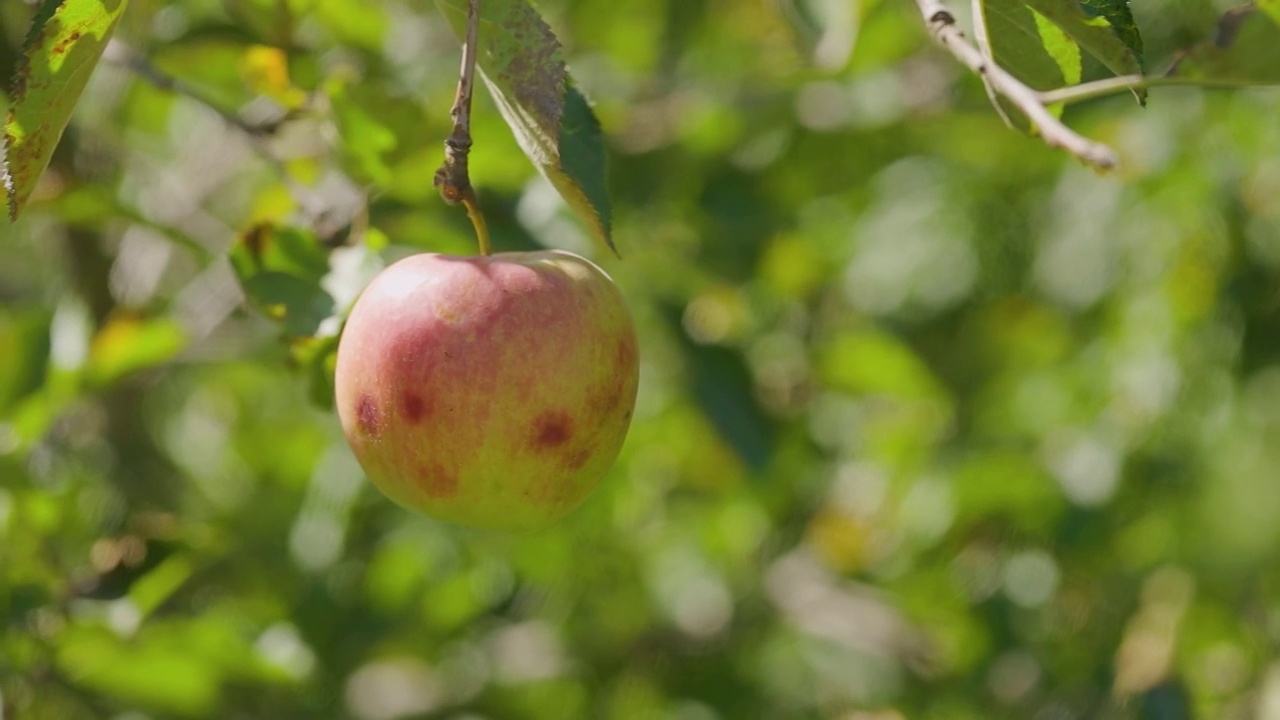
[356,394,382,436]
[419,464,458,498]
[567,448,592,471]
[528,474,572,506]
[532,411,573,449]
[402,392,428,424]
[616,338,637,371]
[590,383,624,417]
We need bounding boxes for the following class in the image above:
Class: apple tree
[2,0,1280,718]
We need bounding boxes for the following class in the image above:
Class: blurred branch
[104,42,289,145]
[913,0,1119,170]
[104,41,366,246]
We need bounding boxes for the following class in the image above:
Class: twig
[104,42,290,144]
[104,42,368,246]
[913,0,1119,170]
[104,41,298,188]
[969,0,1014,129]
[434,0,491,255]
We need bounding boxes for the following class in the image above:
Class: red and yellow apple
[334,250,639,531]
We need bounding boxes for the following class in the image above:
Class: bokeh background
[3,0,1280,718]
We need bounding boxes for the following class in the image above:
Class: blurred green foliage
[3,1,1280,719]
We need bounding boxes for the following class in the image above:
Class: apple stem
[435,0,491,255]
[462,194,491,256]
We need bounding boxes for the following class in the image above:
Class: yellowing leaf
[240,45,307,109]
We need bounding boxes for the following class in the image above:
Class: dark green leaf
[1078,0,1144,67]
[1023,0,1146,101]
[981,0,1082,129]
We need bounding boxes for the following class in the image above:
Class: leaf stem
[912,0,1119,170]
[1035,74,1247,106]
[462,195,491,255]
[435,0,490,255]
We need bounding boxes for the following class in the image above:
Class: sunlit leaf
[434,0,614,254]
[86,314,187,387]
[819,330,944,399]
[57,626,221,715]
[241,45,308,109]
[4,0,129,220]
[331,94,398,186]
[128,554,194,617]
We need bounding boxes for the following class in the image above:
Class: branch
[104,42,367,246]
[969,0,1015,129]
[104,42,291,144]
[913,0,1119,170]
[434,0,491,255]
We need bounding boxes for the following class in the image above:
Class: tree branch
[434,0,490,255]
[104,42,291,144]
[104,42,368,247]
[913,0,1119,170]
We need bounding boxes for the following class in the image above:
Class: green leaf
[229,223,338,339]
[981,0,1082,128]
[4,0,129,221]
[86,315,187,387]
[332,96,398,186]
[56,626,221,716]
[819,330,945,400]
[1023,0,1146,102]
[1169,3,1280,85]
[434,0,615,254]
[0,309,51,413]
[230,224,331,282]
[1077,0,1145,68]
[241,273,336,338]
[686,342,775,472]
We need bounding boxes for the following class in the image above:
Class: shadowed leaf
[982,0,1082,129]
[230,223,337,338]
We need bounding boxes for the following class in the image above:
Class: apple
[334,250,639,531]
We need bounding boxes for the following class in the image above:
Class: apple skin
[334,250,639,531]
